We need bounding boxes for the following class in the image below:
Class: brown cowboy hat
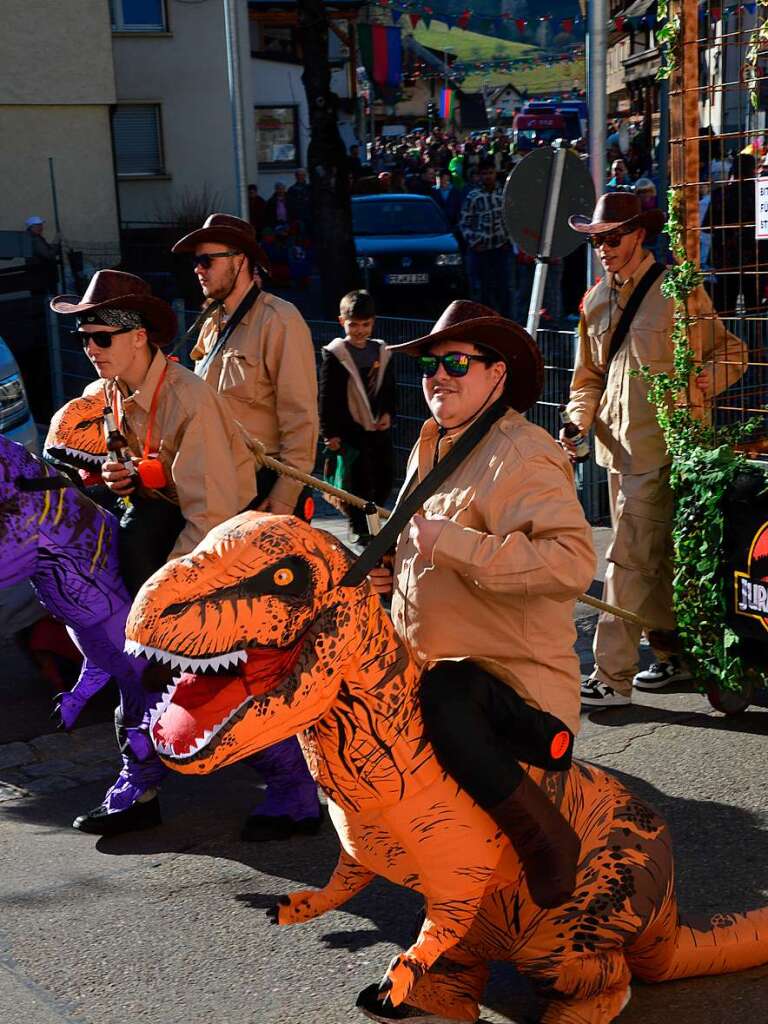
[568,191,665,241]
[50,270,177,348]
[388,299,544,413]
[171,213,270,273]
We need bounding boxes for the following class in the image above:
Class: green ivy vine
[655,0,680,81]
[638,189,765,694]
[745,0,768,110]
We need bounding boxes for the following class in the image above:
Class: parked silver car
[0,335,38,454]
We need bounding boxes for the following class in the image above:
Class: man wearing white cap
[25,215,58,293]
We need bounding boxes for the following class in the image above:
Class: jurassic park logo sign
[734,520,768,632]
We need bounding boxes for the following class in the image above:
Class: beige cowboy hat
[50,270,177,348]
[388,299,544,413]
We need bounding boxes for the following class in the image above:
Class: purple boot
[242,737,322,842]
[73,702,168,836]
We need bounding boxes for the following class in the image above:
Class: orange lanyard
[112,362,169,460]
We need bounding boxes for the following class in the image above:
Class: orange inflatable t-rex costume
[126,514,768,1024]
[44,392,108,471]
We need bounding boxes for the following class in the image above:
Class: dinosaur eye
[273,568,294,586]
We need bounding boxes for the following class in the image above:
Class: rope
[259,453,391,519]
[256,448,661,631]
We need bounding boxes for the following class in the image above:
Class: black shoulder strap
[340,398,507,587]
[605,262,665,369]
[195,285,261,378]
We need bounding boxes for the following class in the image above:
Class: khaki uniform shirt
[567,252,748,474]
[391,409,596,735]
[191,290,319,508]
[85,350,256,559]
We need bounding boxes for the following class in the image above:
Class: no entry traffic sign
[503,148,596,259]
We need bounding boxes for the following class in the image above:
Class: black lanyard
[340,398,508,588]
[605,262,665,370]
[195,284,261,378]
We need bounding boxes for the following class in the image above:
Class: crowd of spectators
[245,121,768,322]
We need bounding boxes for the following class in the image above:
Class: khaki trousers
[592,465,677,695]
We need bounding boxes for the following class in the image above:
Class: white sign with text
[756,177,768,239]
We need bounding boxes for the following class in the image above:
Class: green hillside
[412,21,585,98]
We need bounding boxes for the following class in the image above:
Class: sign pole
[586,0,607,287]
[526,144,568,337]
[224,0,249,220]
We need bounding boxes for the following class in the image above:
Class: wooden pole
[257,451,667,630]
[669,0,704,415]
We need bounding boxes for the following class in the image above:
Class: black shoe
[355,984,463,1023]
[73,795,162,836]
[240,811,323,843]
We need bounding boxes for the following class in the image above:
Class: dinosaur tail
[630,904,768,982]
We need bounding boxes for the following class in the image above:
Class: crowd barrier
[49,310,766,526]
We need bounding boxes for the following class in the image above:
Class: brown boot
[488,772,580,909]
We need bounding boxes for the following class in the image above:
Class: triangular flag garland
[403,48,586,82]
[370,0,763,37]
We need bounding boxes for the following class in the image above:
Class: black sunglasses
[588,229,632,249]
[417,352,493,378]
[71,326,133,349]
[191,250,241,269]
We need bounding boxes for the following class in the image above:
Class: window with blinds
[112,105,165,177]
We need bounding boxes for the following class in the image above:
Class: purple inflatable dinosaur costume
[0,433,166,830]
[4,426,321,838]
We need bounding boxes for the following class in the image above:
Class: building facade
[111,0,257,226]
[0,0,120,259]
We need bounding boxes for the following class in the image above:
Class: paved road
[1,522,766,1024]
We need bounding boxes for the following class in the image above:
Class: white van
[0,336,39,454]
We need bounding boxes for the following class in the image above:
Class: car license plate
[384,273,429,284]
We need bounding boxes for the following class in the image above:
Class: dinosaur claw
[377,977,392,997]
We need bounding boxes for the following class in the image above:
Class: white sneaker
[633,658,693,690]
[580,678,632,708]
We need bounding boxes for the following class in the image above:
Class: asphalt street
[0,523,766,1024]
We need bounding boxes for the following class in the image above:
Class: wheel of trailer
[706,679,754,715]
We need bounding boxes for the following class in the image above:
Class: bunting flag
[358,23,403,88]
[440,86,456,120]
[369,0,761,37]
[408,47,585,80]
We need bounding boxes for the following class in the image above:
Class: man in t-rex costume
[38,391,320,838]
[127,513,768,1024]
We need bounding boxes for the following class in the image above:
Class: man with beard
[173,214,318,519]
[172,215,321,840]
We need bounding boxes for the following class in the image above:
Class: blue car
[352,194,465,307]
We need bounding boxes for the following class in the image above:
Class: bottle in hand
[103,406,139,486]
[559,405,590,463]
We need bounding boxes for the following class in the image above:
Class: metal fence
[46,310,611,523]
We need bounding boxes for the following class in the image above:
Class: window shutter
[112,106,164,176]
